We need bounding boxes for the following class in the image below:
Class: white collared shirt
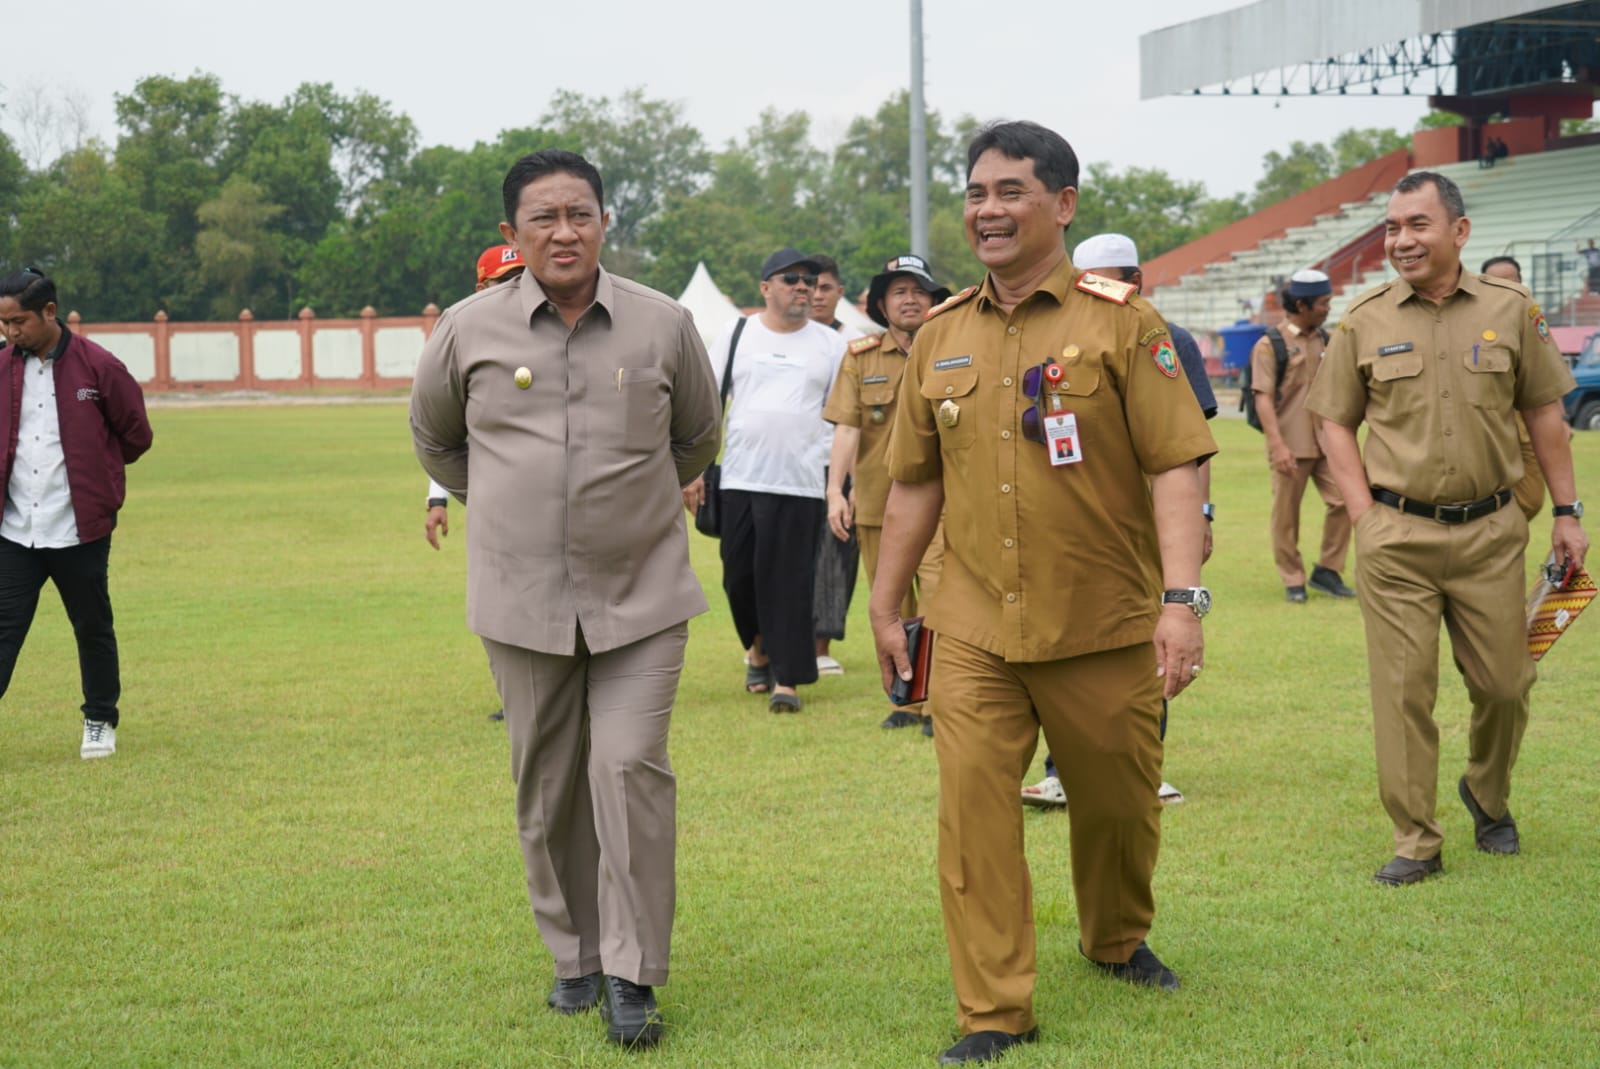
[2,353,79,548]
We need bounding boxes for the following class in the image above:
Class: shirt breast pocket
[920,366,978,449]
[1462,347,1513,410]
[620,367,668,451]
[1367,351,1425,411]
[859,383,898,422]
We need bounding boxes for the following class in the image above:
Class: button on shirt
[1306,272,1574,504]
[886,259,1217,662]
[2,343,78,548]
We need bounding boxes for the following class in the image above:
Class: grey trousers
[483,621,688,987]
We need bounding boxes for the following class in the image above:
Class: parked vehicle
[1563,331,1600,429]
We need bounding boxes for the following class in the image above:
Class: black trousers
[720,490,822,688]
[0,535,121,725]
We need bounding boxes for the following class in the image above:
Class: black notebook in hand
[889,617,934,706]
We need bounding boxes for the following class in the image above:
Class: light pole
[910,0,929,259]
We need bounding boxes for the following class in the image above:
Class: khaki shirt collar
[517,266,615,324]
[974,255,1077,314]
[1390,266,1480,308]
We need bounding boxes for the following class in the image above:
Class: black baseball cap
[761,247,823,280]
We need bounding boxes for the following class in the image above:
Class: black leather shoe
[1309,566,1356,598]
[882,709,923,729]
[488,709,505,722]
[546,971,602,1014]
[1459,777,1520,854]
[937,1028,1039,1065]
[922,715,934,737]
[1373,854,1444,885]
[600,975,663,1048]
[1083,941,1180,991]
[1285,585,1308,603]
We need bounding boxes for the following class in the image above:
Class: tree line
[0,73,1508,322]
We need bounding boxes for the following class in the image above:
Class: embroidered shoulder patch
[1151,339,1179,378]
[1075,273,1136,305]
[925,286,978,320]
[1138,326,1168,346]
[849,334,882,355]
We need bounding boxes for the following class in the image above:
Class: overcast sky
[17,1,1585,201]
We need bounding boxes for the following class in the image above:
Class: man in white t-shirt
[684,248,846,713]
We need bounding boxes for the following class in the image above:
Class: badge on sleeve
[1043,411,1082,466]
[1531,306,1551,342]
[1150,339,1179,379]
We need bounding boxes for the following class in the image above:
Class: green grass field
[3,404,1598,1068]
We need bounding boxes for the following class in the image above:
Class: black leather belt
[1371,486,1512,525]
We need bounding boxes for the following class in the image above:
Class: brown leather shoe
[1373,854,1443,886]
[1458,776,1520,855]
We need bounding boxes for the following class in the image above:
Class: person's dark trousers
[0,535,121,726]
[812,468,859,642]
[719,489,822,688]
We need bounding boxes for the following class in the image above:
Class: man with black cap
[1250,268,1354,603]
[685,248,847,712]
[823,254,950,730]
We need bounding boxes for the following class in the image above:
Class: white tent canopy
[833,296,877,336]
[676,262,742,349]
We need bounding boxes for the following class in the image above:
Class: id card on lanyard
[1044,409,1081,466]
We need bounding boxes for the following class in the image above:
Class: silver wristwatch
[1161,586,1212,619]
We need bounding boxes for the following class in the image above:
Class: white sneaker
[816,655,844,676]
[81,719,116,759]
[1158,781,1184,805]
[1021,775,1066,808]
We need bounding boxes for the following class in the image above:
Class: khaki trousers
[483,622,688,987]
[931,634,1163,1035]
[1270,456,1351,586]
[858,521,945,715]
[1353,503,1534,859]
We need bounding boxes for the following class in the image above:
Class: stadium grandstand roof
[1140,0,1600,99]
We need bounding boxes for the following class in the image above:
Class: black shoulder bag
[694,317,747,537]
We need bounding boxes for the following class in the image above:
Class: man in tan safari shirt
[1306,170,1585,887]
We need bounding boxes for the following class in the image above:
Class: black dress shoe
[1309,566,1356,598]
[922,715,934,737]
[600,975,663,1048]
[882,709,923,729]
[1082,941,1180,991]
[1373,854,1444,885]
[1285,585,1308,603]
[1459,777,1520,854]
[937,1027,1039,1065]
[488,709,505,722]
[546,971,602,1014]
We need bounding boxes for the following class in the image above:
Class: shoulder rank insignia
[849,334,883,355]
[925,285,978,320]
[1151,339,1180,378]
[1138,326,1168,346]
[1075,272,1136,305]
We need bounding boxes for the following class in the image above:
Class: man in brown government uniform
[1306,170,1586,887]
[410,149,722,1047]
[870,120,1216,1067]
[1250,268,1354,602]
[824,253,950,733]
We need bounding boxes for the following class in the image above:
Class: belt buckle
[1433,503,1469,524]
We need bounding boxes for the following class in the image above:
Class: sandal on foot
[768,692,802,714]
[745,662,774,694]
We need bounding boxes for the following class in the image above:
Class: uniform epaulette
[1478,273,1531,297]
[1336,280,1394,328]
[849,334,883,355]
[925,286,978,320]
[1075,272,1137,305]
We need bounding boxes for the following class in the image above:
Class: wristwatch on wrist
[1552,501,1583,519]
[427,497,448,509]
[1201,502,1215,523]
[1162,586,1212,619]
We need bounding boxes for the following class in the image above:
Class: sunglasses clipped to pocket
[1021,359,1083,466]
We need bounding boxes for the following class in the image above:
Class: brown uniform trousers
[1269,458,1351,585]
[1353,505,1534,858]
[932,635,1163,1035]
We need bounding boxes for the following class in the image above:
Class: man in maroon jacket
[0,269,152,758]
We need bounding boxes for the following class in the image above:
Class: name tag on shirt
[1377,342,1414,356]
[933,355,972,371]
[1044,411,1082,467]
[862,375,890,385]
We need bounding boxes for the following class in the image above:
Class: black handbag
[694,317,746,537]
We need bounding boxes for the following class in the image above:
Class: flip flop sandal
[745,663,774,694]
[768,692,802,714]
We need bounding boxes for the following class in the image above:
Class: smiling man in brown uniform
[1307,171,1586,887]
[410,149,722,1048]
[869,121,1216,1067]
[824,253,951,731]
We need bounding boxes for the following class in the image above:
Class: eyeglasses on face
[778,272,818,287]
